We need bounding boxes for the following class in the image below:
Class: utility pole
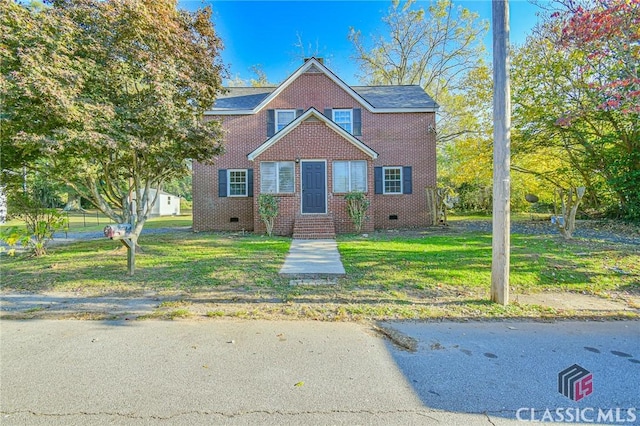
[491,0,511,305]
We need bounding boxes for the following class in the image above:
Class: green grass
[1,228,638,320]
[1,232,291,294]
[338,233,639,296]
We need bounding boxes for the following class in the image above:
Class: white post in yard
[491,0,511,305]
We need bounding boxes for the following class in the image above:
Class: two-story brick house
[192,58,438,237]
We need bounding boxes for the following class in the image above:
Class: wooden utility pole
[491,0,511,305]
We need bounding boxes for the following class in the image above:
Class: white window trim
[261,161,295,194]
[275,109,296,132]
[332,109,353,133]
[333,160,367,193]
[227,169,248,197]
[382,166,403,195]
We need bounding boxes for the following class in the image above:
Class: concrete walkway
[279,239,345,275]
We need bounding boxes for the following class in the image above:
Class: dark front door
[301,161,326,213]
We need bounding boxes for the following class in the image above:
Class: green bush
[2,191,68,256]
[0,210,67,256]
[258,194,279,237]
[344,191,370,233]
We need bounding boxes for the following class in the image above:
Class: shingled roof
[211,85,437,111]
[213,87,276,110]
[353,86,438,109]
[206,58,438,114]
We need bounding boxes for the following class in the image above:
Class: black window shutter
[374,167,383,194]
[247,169,254,197]
[296,109,304,118]
[267,109,275,137]
[402,166,412,194]
[324,108,332,120]
[353,108,362,136]
[218,169,227,197]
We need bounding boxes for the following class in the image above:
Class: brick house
[193,58,438,237]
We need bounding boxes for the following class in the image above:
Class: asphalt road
[1,320,638,425]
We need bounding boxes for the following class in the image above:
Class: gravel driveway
[9,221,640,249]
[49,225,193,245]
[451,220,640,245]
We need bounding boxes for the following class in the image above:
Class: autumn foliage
[556,0,640,114]
[510,0,640,220]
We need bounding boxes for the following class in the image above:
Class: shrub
[258,194,278,237]
[0,209,67,256]
[2,191,68,256]
[344,191,370,233]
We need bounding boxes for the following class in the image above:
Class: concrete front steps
[292,214,336,239]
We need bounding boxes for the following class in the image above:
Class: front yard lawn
[339,232,638,296]
[1,228,638,320]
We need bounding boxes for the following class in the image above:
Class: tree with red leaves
[513,0,640,220]
[557,0,640,114]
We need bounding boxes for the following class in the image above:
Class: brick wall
[368,113,437,229]
[252,119,374,235]
[193,70,437,233]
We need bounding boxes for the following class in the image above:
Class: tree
[556,0,640,219]
[227,64,274,87]
[1,1,80,179]
[438,62,494,210]
[349,0,488,144]
[511,34,596,204]
[511,0,640,219]
[2,1,226,259]
[552,186,586,240]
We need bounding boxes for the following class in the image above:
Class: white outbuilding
[146,189,181,217]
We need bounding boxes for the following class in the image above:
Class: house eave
[204,58,438,116]
[204,109,256,116]
[205,106,438,116]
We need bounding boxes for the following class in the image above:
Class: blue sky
[179,0,543,86]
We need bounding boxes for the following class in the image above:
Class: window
[383,167,402,194]
[261,162,295,194]
[228,169,248,197]
[268,109,303,136]
[332,109,353,133]
[374,166,411,195]
[333,161,367,193]
[324,108,361,136]
[219,169,253,197]
[275,110,296,132]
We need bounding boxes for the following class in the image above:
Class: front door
[301,161,326,214]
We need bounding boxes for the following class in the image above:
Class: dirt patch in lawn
[1,289,637,321]
[516,292,639,312]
